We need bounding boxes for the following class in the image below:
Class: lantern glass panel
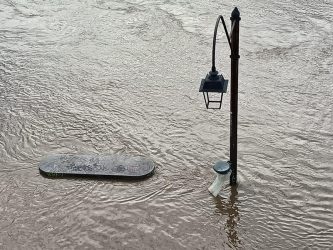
[203,92,223,109]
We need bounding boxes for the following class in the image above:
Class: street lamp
[200,8,241,194]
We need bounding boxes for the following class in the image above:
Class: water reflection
[214,186,241,248]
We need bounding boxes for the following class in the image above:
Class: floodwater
[0,0,332,249]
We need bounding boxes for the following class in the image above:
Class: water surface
[0,0,332,248]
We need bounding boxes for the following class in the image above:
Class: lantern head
[199,70,228,109]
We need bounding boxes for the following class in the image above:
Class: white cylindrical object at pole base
[208,161,231,197]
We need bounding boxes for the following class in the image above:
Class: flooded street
[0,0,332,248]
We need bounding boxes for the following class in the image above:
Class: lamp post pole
[229,8,240,185]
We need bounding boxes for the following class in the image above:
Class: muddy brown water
[0,0,332,249]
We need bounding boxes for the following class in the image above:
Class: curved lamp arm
[212,15,231,72]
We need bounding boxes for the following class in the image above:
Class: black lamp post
[200,8,240,186]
